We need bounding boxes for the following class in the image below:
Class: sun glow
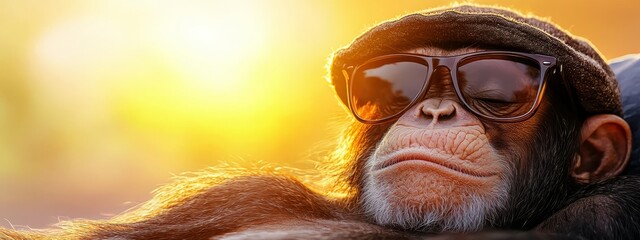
[149,1,268,96]
[24,0,312,175]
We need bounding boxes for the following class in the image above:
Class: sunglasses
[341,51,560,124]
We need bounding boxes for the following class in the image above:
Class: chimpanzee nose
[415,99,456,128]
[420,99,455,118]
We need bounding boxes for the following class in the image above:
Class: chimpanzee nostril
[416,99,457,127]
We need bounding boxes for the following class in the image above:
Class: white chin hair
[361,160,511,232]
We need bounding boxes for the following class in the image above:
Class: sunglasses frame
[342,51,559,124]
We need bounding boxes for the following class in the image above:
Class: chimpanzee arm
[536,175,640,239]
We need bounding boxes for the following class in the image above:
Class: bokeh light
[1,0,639,229]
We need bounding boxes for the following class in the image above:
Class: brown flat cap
[329,4,623,116]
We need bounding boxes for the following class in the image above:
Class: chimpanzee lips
[375,148,498,178]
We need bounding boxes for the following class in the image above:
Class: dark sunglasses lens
[351,60,428,121]
[456,56,541,119]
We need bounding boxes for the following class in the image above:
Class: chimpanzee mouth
[375,148,497,178]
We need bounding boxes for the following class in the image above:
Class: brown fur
[0,167,363,239]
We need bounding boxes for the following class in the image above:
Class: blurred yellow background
[1,0,639,229]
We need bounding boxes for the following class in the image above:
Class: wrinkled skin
[361,48,555,232]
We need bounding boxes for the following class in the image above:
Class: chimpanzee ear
[572,114,632,184]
